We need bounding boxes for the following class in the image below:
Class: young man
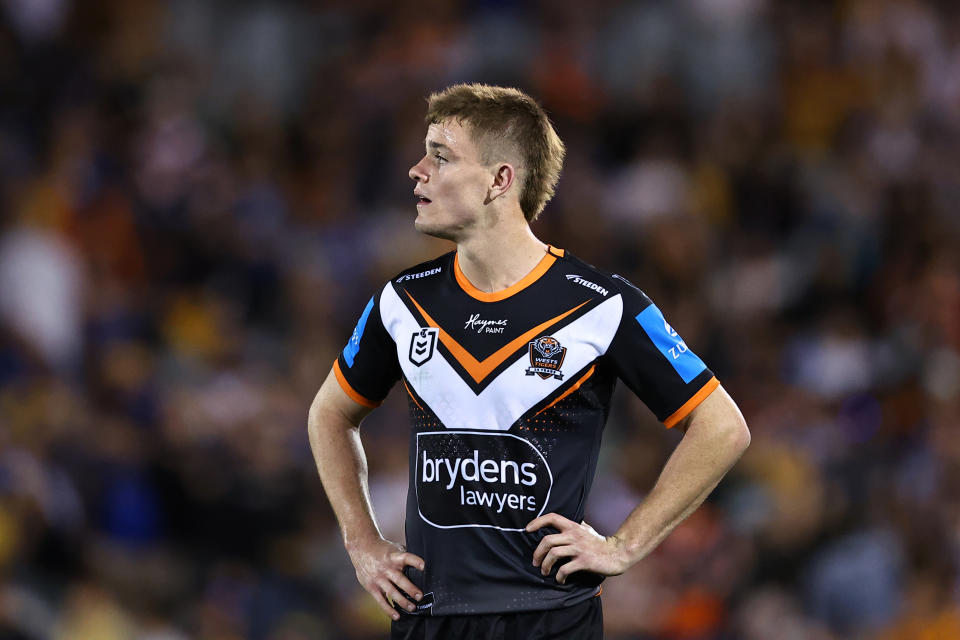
[308,84,750,639]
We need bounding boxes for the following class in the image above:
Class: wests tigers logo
[525,336,566,380]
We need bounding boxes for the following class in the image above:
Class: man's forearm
[308,383,381,550]
[308,373,426,618]
[613,386,750,565]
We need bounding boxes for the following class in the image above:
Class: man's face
[408,120,494,240]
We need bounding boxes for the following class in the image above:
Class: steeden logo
[565,274,609,297]
[396,267,442,283]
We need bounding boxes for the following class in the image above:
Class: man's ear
[488,163,517,202]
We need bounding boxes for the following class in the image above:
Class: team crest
[525,336,566,380]
[409,328,438,366]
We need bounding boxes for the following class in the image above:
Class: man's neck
[455,220,549,294]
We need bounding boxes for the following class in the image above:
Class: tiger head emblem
[526,336,567,380]
[534,336,562,358]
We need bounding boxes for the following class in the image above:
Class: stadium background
[1,0,959,638]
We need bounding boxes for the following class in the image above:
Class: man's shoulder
[387,251,455,287]
[556,252,649,302]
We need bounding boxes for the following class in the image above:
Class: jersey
[334,246,718,617]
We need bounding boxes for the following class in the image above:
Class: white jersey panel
[379,283,623,430]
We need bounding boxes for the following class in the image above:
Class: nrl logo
[409,328,438,366]
[525,336,566,380]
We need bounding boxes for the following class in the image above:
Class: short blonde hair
[425,84,566,222]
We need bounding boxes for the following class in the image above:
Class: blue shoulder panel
[344,296,375,368]
[635,305,707,384]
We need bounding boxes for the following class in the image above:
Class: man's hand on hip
[526,513,628,584]
[347,537,425,620]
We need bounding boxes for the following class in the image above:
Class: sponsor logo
[415,592,434,611]
[416,431,553,531]
[409,328,437,366]
[565,274,609,297]
[634,305,706,383]
[525,336,567,380]
[661,319,688,358]
[396,267,442,283]
[464,313,508,334]
[394,591,434,616]
[343,297,374,367]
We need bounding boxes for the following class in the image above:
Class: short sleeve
[333,291,401,408]
[605,278,718,428]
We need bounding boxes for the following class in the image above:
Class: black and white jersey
[334,247,718,616]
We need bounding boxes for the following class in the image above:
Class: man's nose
[409,157,428,182]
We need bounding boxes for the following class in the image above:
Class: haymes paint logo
[415,431,553,531]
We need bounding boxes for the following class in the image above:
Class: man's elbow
[724,414,751,458]
[708,388,750,457]
[308,379,368,438]
[691,403,750,458]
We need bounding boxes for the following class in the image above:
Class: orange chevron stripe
[405,292,590,384]
[402,378,423,412]
[535,364,596,415]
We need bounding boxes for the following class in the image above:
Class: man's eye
[435,153,446,163]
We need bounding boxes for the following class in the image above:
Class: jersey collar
[453,246,565,303]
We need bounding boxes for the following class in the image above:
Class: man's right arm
[308,367,424,620]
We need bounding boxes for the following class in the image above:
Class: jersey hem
[422,584,602,617]
[333,359,381,408]
[663,376,719,428]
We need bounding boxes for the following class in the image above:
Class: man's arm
[528,384,750,583]
[308,368,424,620]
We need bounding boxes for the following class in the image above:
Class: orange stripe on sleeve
[332,359,381,409]
[663,376,720,429]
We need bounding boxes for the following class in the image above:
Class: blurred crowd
[0,0,959,638]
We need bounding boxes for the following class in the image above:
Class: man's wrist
[606,534,635,573]
[343,529,383,555]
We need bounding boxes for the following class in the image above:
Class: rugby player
[309,84,750,639]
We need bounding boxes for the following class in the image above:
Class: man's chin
[414,218,458,242]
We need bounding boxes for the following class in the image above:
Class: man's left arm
[528,384,750,583]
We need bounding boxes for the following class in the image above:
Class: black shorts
[390,595,603,640]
